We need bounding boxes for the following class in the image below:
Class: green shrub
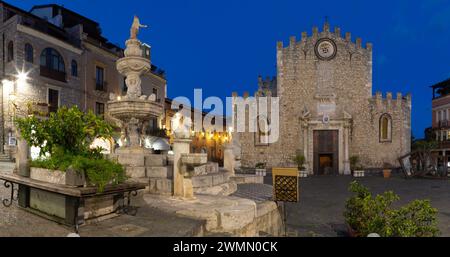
[31,151,126,192]
[16,106,115,156]
[17,106,125,192]
[72,156,126,192]
[344,181,439,237]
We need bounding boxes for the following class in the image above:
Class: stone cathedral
[236,22,411,175]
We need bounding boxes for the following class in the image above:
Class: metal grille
[274,175,298,202]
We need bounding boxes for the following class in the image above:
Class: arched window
[24,43,33,63]
[7,41,13,62]
[71,60,78,77]
[40,48,65,81]
[379,113,392,142]
[40,48,65,72]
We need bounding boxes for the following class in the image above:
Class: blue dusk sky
[11,0,450,138]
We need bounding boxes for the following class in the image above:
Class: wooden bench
[0,172,146,232]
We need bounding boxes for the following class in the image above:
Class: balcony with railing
[40,66,66,82]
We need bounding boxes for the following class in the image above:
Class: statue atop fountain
[130,15,148,40]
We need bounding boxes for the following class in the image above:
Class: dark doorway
[313,130,339,175]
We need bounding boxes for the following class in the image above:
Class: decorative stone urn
[107,17,164,178]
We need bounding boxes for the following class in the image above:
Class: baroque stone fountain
[108,16,164,178]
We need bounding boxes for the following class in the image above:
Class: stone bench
[0,172,146,232]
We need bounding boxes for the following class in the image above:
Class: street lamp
[16,71,28,85]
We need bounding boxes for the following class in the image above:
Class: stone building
[235,22,411,174]
[0,2,166,159]
[429,78,450,168]
[163,98,229,165]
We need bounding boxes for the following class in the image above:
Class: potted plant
[255,162,266,176]
[350,155,364,177]
[292,153,307,177]
[383,162,392,178]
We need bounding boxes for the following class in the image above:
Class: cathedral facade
[235,22,411,175]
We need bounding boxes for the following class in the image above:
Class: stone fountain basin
[108,99,163,120]
[116,56,151,75]
[180,153,208,166]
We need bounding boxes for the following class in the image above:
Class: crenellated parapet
[276,21,372,60]
[372,91,412,112]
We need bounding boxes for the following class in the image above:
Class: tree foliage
[16,106,115,156]
[16,106,125,192]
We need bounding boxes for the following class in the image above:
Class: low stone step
[125,166,146,178]
[145,154,167,166]
[231,174,264,184]
[193,181,237,196]
[192,171,231,188]
[146,166,172,178]
[148,178,173,195]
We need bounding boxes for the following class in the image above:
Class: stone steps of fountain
[145,154,167,167]
[193,181,237,196]
[192,170,231,188]
[148,178,173,195]
[146,166,172,178]
[125,165,172,179]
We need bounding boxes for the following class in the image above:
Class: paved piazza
[2,160,450,237]
[263,175,450,237]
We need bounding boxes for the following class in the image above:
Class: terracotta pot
[383,169,391,178]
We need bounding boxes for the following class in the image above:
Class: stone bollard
[16,131,30,177]
[223,143,235,175]
[172,138,192,198]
